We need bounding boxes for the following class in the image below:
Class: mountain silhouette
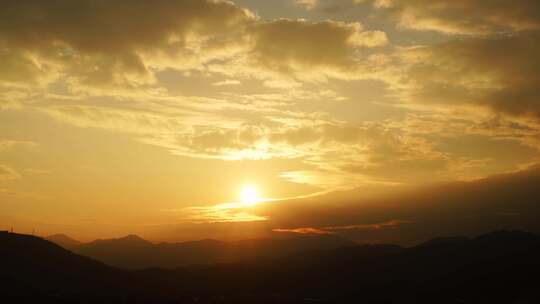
[45,233,82,250]
[0,231,140,302]
[51,233,356,269]
[3,230,540,303]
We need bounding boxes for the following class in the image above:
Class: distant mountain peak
[47,233,79,241]
[84,234,153,248]
[120,234,146,241]
[46,233,82,249]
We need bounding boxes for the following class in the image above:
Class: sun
[240,185,259,206]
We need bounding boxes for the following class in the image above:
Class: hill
[2,230,539,303]
[45,233,82,250]
[51,234,356,269]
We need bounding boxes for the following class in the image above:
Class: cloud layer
[0,0,390,92]
[394,33,540,118]
[0,0,539,238]
[378,0,540,35]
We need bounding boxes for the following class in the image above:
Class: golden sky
[1,0,540,243]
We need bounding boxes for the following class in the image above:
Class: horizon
[3,226,539,303]
[1,0,540,244]
[3,228,537,254]
[7,225,540,249]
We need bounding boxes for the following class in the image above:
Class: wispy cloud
[0,140,37,150]
[181,202,268,224]
[0,188,51,200]
[212,79,241,86]
[273,220,414,235]
[0,165,21,181]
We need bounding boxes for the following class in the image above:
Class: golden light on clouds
[0,0,539,241]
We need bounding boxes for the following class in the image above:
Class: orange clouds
[392,33,540,119]
[249,19,387,74]
[378,0,540,35]
[0,165,20,181]
[273,220,414,235]
[0,0,254,89]
[0,0,390,92]
[273,227,334,234]
[0,140,37,150]
[0,0,539,219]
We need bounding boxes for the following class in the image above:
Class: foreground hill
[3,230,540,303]
[49,233,356,269]
[0,232,148,302]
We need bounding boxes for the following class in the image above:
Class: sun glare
[240,185,259,206]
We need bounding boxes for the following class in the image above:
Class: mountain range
[2,230,539,303]
[46,233,356,269]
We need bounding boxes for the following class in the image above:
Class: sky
[1,0,540,243]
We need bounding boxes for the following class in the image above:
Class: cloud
[23,169,51,175]
[248,19,388,80]
[0,0,253,52]
[0,140,37,150]
[273,227,332,234]
[295,0,319,10]
[273,219,413,234]
[0,0,254,89]
[181,202,268,224]
[2,0,538,194]
[212,79,241,86]
[0,49,46,86]
[103,162,540,243]
[261,164,540,244]
[290,0,540,117]
[0,0,389,92]
[300,0,540,36]
[393,33,540,119]
[376,0,540,35]
[42,97,540,191]
[295,0,369,13]
[0,188,50,200]
[0,165,20,181]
